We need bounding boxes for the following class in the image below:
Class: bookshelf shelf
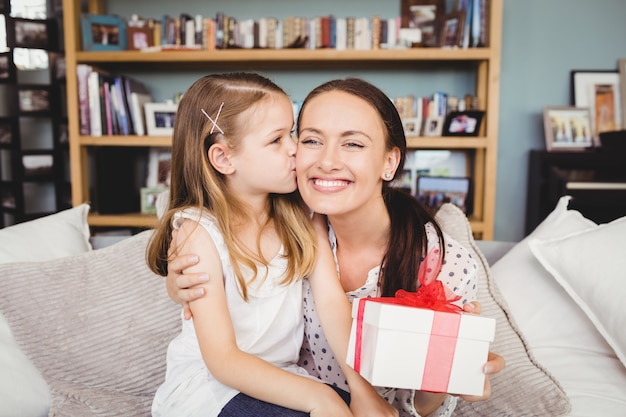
[63,0,502,239]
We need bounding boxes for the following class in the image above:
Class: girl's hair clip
[201,102,225,134]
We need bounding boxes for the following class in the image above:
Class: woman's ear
[382,147,401,180]
[208,143,235,175]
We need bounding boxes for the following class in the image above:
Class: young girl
[146,73,395,417]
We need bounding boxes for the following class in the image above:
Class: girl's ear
[208,143,235,175]
[382,147,401,180]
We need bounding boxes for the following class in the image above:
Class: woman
[166,78,504,417]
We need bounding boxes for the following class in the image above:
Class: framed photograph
[144,102,178,136]
[439,11,465,48]
[80,13,127,51]
[140,186,168,214]
[127,25,153,50]
[417,20,438,47]
[0,118,18,148]
[402,117,422,136]
[400,0,445,28]
[619,59,626,130]
[571,70,622,141]
[415,175,472,214]
[0,51,16,84]
[146,147,172,188]
[21,153,54,178]
[6,17,58,50]
[442,110,484,136]
[18,86,52,114]
[543,106,593,152]
[423,115,444,136]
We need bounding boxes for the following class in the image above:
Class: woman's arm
[177,220,352,417]
[306,215,398,417]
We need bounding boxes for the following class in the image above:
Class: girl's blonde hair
[147,73,316,300]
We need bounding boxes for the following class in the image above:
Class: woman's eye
[345,141,364,149]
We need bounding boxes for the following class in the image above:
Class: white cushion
[435,203,570,417]
[0,204,92,417]
[529,215,626,367]
[0,204,91,264]
[492,196,626,416]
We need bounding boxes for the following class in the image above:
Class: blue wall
[496,0,626,241]
[107,0,626,241]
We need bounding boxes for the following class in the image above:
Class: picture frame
[140,186,168,214]
[543,106,593,152]
[144,102,178,136]
[619,58,626,130]
[402,117,423,136]
[415,175,472,214]
[127,25,153,51]
[423,115,444,136]
[400,0,445,29]
[0,118,18,148]
[442,110,484,136]
[80,13,127,51]
[6,17,58,50]
[570,70,622,141]
[0,51,17,84]
[439,11,465,48]
[145,147,172,188]
[417,19,438,47]
[18,86,52,114]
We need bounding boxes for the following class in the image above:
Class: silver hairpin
[201,102,225,134]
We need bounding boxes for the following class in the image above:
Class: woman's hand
[460,301,506,402]
[166,230,209,319]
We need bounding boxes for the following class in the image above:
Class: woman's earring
[384,172,392,180]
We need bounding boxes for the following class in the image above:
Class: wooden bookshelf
[63,0,502,239]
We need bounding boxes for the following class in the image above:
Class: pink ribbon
[352,248,462,392]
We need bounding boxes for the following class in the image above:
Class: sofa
[0,198,625,417]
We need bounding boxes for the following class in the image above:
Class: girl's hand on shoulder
[460,300,506,402]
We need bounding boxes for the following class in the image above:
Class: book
[76,64,92,135]
[130,92,152,136]
[87,70,102,136]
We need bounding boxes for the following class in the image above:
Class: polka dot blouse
[298,222,478,417]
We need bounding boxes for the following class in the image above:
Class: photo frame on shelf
[140,186,168,214]
[80,13,127,51]
[144,102,177,136]
[423,115,444,136]
[400,0,445,28]
[570,70,622,141]
[543,106,593,152]
[619,59,626,129]
[415,175,472,214]
[439,11,465,48]
[0,51,16,84]
[127,25,153,50]
[402,117,422,136]
[6,17,58,50]
[0,118,18,148]
[417,19,438,47]
[442,110,484,136]
[145,147,172,188]
[21,153,54,178]
[18,86,52,114]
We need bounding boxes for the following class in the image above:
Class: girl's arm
[176,220,352,417]
[306,215,398,417]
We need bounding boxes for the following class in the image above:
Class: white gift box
[346,297,496,396]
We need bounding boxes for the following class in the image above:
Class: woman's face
[296,90,399,217]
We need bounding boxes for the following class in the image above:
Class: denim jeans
[219,385,351,417]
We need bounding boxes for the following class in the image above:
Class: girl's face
[227,94,297,197]
[296,90,399,217]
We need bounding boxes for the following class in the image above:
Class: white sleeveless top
[152,208,312,417]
